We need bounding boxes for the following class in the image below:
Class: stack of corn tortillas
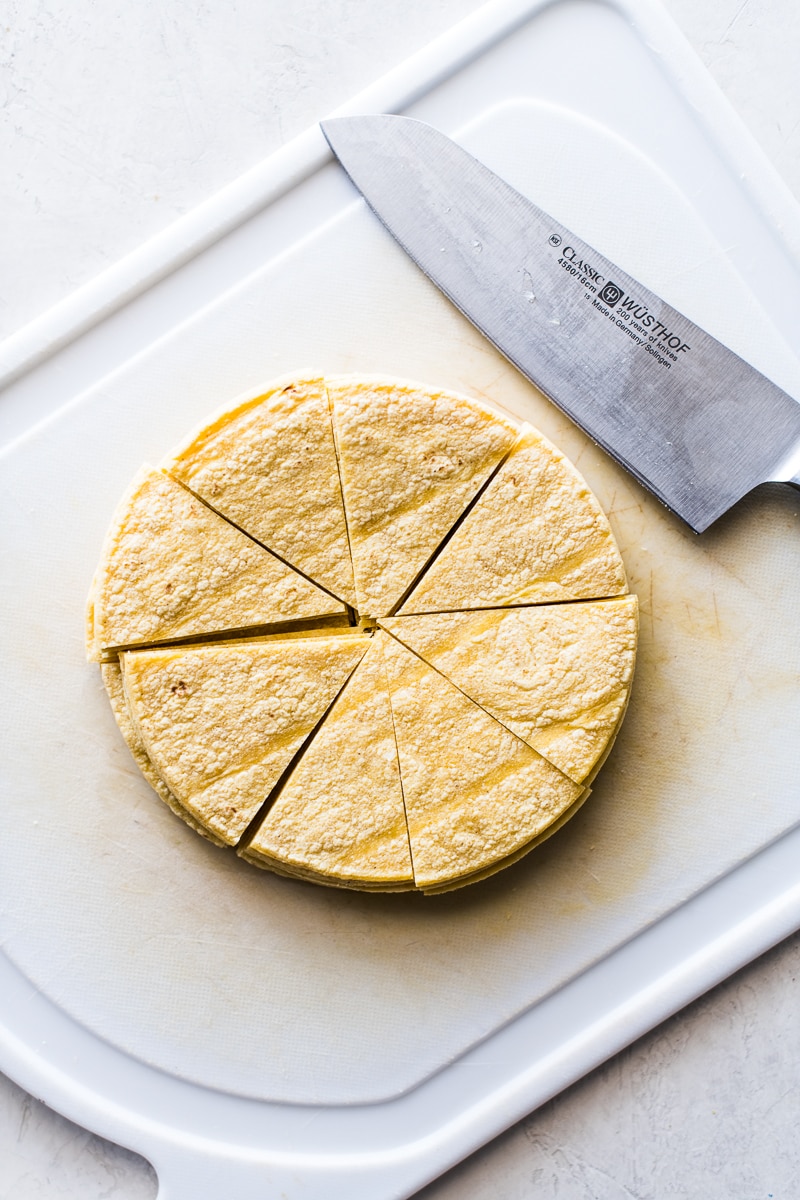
[88,373,637,894]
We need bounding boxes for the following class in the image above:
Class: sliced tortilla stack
[401,424,628,614]
[88,466,345,661]
[329,376,517,617]
[163,373,356,607]
[243,633,413,890]
[382,595,638,785]
[91,373,637,894]
[381,633,583,892]
[121,636,367,844]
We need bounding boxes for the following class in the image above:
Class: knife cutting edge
[321,114,800,532]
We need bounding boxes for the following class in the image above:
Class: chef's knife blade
[321,115,800,531]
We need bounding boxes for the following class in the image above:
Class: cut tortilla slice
[401,424,628,614]
[88,466,345,661]
[243,854,416,892]
[382,633,583,890]
[328,376,518,618]
[100,662,226,845]
[382,595,638,784]
[163,373,356,607]
[243,632,412,887]
[420,787,590,894]
[121,636,368,844]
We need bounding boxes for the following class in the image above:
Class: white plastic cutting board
[2,1,800,1196]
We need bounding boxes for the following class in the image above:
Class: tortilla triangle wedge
[329,376,517,617]
[163,373,357,607]
[401,424,627,614]
[381,633,583,890]
[382,596,638,784]
[121,635,368,844]
[242,632,413,889]
[100,661,226,846]
[421,787,591,894]
[88,466,345,660]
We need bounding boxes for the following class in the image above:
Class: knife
[321,114,800,532]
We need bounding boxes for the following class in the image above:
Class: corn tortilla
[402,424,627,614]
[101,661,226,845]
[164,373,356,607]
[382,633,583,889]
[92,376,636,894]
[329,376,517,618]
[382,596,638,783]
[89,466,344,661]
[244,632,412,886]
[121,636,367,844]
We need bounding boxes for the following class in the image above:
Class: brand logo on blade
[545,236,693,372]
[598,281,624,306]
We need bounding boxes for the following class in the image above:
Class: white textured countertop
[2,1,799,1195]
